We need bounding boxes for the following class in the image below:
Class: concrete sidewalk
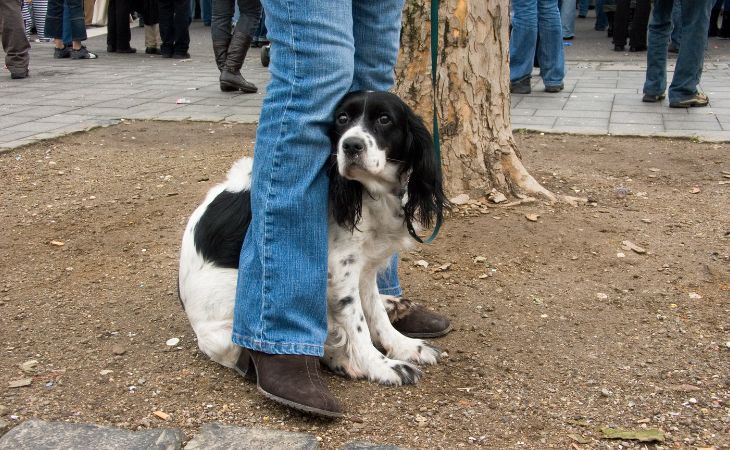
[2,16,730,150]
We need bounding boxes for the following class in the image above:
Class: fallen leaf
[688,292,702,300]
[100,370,114,376]
[599,427,665,442]
[414,260,429,268]
[153,411,170,421]
[49,240,65,246]
[449,193,470,205]
[473,256,487,263]
[488,191,507,204]
[690,187,701,194]
[525,213,539,222]
[20,360,38,373]
[648,167,660,172]
[568,433,591,444]
[621,240,646,254]
[8,378,32,388]
[112,345,127,355]
[596,293,608,300]
[432,263,452,273]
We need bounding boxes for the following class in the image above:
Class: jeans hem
[378,287,402,296]
[232,333,325,357]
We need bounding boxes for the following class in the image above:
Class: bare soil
[0,121,729,450]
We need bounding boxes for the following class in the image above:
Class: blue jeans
[45,0,86,40]
[377,255,402,297]
[232,0,405,357]
[670,0,681,48]
[644,0,713,102]
[561,0,576,37]
[595,0,608,29]
[62,1,71,45]
[579,0,589,16]
[510,0,565,86]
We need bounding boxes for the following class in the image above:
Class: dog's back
[178,157,253,368]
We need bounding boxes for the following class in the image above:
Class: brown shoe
[387,297,452,338]
[236,348,344,419]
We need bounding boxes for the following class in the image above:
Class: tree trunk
[396,0,559,203]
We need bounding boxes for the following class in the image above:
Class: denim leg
[595,0,608,29]
[210,0,235,41]
[579,0,589,15]
[376,255,403,297]
[538,0,565,86]
[62,1,72,45]
[349,0,406,298]
[510,0,538,82]
[158,0,175,53]
[232,0,261,36]
[670,0,681,48]
[643,0,672,96]
[67,0,86,40]
[561,0,577,37]
[201,0,211,23]
[44,0,64,39]
[232,0,355,356]
[668,0,712,102]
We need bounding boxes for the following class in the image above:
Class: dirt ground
[0,121,728,450]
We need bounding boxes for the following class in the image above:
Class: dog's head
[328,91,448,239]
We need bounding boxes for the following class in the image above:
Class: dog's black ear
[328,153,363,231]
[403,108,449,239]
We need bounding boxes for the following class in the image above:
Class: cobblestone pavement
[2,15,730,150]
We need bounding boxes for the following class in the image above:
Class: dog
[179,91,448,386]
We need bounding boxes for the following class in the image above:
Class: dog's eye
[377,115,392,125]
[336,113,349,125]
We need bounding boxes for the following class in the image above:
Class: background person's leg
[643,0,673,97]
[560,0,577,38]
[537,0,565,87]
[0,0,31,77]
[510,0,539,83]
[232,0,356,357]
[668,0,712,102]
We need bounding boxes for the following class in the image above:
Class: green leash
[418,0,443,244]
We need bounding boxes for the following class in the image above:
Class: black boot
[720,12,730,39]
[220,32,258,93]
[709,8,721,37]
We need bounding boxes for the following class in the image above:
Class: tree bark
[396,0,559,203]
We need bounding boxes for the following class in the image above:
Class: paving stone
[339,442,409,450]
[0,419,183,450]
[184,423,318,450]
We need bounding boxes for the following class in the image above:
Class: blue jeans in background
[644,0,713,102]
[232,0,405,357]
[62,0,71,45]
[45,0,86,40]
[670,0,681,49]
[595,0,608,29]
[579,0,589,16]
[377,255,402,297]
[560,0,577,37]
[510,0,565,86]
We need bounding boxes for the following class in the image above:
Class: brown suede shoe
[387,297,452,338]
[236,348,343,419]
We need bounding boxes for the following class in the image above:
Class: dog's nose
[342,136,365,156]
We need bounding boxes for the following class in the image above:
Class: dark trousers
[107,0,132,50]
[614,0,650,47]
[45,0,86,40]
[0,0,30,73]
[210,0,260,42]
[158,0,191,54]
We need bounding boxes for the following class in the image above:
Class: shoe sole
[642,96,665,103]
[220,81,257,93]
[256,386,344,419]
[669,101,709,108]
[401,324,453,339]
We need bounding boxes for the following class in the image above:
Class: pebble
[601,388,612,397]
[111,345,127,356]
[8,378,32,388]
[100,370,113,376]
[0,418,9,435]
[596,293,609,300]
[688,292,703,300]
[20,360,39,373]
[165,338,180,346]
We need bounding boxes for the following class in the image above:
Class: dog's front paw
[366,359,422,386]
[387,339,441,366]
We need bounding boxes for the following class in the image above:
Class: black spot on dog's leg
[357,326,362,333]
[339,254,357,266]
[360,314,364,322]
[339,296,354,306]
[343,272,350,278]
[417,345,422,354]
[391,364,419,385]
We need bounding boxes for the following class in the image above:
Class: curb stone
[184,423,318,450]
[0,420,183,450]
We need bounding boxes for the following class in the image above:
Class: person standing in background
[1,0,31,78]
[107,0,136,52]
[613,0,650,51]
[158,0,191,58]
[210,0,259,92]
[642,0,713,107]
[45,0,98,59]
[142,0,161,54]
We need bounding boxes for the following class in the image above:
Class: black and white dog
[179,91,448,386]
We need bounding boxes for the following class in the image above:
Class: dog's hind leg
[194,320,241,369]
